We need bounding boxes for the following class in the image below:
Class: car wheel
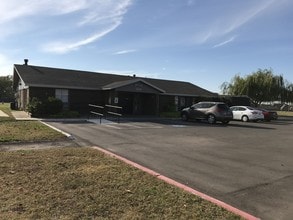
[222,120,230,124]
[241,115,249,122]
[207,114,216,124]
[181,113,189,121]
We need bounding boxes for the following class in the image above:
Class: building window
[180,97,185,107]
[55,89,68,103]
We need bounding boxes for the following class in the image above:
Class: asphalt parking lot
[47,117,293,220]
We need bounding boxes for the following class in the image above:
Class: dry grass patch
[277,111,293,117]
[0,147,242,219]
[0,121,65,143]
[0,103,65,143]
[0,103,14,121]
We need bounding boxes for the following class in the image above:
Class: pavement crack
[226,175,293,196]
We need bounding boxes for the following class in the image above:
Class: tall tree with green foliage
[221,69,292,106]
[0,76,14,102]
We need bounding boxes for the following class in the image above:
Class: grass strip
[0,147,242,219]
[0,104,65,143]
[277,111,293,117]
[0,121,65,143]
[0,103,14,121]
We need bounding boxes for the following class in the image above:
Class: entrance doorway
[118,92,157,115]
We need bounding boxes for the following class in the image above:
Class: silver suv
[181,102,233,124]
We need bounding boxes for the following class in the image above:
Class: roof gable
[103,79,165,93]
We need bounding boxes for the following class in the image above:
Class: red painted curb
[92,146,261,220]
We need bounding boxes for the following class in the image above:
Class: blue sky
[0,0,292,93]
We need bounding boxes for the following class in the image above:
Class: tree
[284,82,293,103]
[0,76,14,102]
[221,69,292,106]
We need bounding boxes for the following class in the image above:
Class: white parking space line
[171,125,187,128]
[118,123,142,128]
[102,122,163,130]
[102,124,122,129]
[129,123,163,129]
[88,118,116,124]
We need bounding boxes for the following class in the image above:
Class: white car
[230,106,264,122]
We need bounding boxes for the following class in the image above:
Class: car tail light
[216,107,227,113]
[216,107,222,112]
[252,111,258,114]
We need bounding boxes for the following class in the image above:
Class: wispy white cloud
[213,36,236,48]
[113,49,137,55]
[0,0,88,24]
[43,21,121,54]
[130,0,280,49]
[222,0,277,35]
[0,0,134,53]
[78,1,132,26]
[190,0,278,44]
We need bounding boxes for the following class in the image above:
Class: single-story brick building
[13,61,217,115]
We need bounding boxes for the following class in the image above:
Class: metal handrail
[88,104,104,123]
[89,104,104,109]
[105,104,122,109]
[88,104,123,124]
[105,105,122,123]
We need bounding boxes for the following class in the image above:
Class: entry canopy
[102,79,165,94]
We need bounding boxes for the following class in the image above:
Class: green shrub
[44,97,63,115]
[27,97,63,117]
[27,97,42,117]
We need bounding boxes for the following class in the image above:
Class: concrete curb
[92,146,261,220]
[41,120,261,219]
[40,121,73,138]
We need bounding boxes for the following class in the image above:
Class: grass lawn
[0,103,65,143]
[0,147,242,219]
[0,103,14,120]
[0,120,66,142]
[0,103,242,219]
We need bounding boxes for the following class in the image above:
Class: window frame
[55,89,69,104]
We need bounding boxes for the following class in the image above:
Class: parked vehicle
[181,102,233,124]
[230,106,264,122]
[255,108,278,121]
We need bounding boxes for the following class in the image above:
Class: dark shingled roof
[14,64,216,96]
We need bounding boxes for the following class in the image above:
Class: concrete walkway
[0,110,9,117]
[10,110,34,120]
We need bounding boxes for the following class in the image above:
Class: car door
[231,107,241,120]
[239,107,248,118]
[189,103,203,119]
[195,103,210,119]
